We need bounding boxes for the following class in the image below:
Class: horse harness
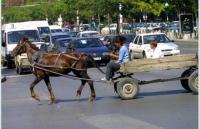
[31,52,86,71]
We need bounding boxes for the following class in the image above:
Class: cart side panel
[120,54,198,73]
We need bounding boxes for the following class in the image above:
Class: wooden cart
[113,54,198,99]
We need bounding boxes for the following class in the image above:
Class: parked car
[67,37,110,64]
[129,33,180,59]
[76,31,100,38]
[103,34,135,51]
[52,38,74,52]
[51,32,72,43]
[40,33,72,51]
[65,31,78,37]
[49,25,62,33]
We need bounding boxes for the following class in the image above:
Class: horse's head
[12,37,29,56]
[12,37,39,56]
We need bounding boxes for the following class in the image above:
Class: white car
[129,33,180,59]
[76,31,100,38]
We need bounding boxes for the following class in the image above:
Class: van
[23,20,50,38]
[2,22,44,69]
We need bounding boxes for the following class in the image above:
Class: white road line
[5,74,33,78]
[80,113,165,129]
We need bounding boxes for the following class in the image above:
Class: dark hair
[150,40,157,48]
[114,36,125,45]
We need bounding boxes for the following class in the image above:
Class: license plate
[94,57,101,60]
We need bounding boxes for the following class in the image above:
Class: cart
[113,54,198,99]
[15,53,31,74]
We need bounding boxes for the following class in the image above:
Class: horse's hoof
[88,97,94,102]
[32,95,40,101]
[48,101,54,105]
[76,95,81,101]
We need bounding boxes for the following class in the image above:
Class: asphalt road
[2,41,198,129]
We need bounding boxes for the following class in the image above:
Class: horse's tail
[85,54,105,74]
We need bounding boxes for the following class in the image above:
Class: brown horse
[12,37,105,104]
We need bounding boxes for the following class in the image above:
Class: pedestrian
[145,41,164,59]
[101,36,129,81]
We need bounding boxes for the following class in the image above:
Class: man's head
[150,40,157,49]
[114,36,125,48]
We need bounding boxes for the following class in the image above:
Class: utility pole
[76,10,79,32]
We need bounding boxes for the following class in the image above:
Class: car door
[130,36,143,58]
[137,36,144,58]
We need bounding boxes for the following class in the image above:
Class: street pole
[165,2,169,22]
[98,13,101,34]
[119,3,123,34]
[76,10,79,32]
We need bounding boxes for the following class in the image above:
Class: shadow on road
[139,89,189,97]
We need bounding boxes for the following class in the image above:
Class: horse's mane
[21,37,39,51]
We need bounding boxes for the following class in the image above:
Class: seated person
[145,41,164,59]
[101,36,129,81]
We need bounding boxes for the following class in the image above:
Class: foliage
[2,0,198,23]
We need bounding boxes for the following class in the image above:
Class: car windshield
[73,38,102,48]
[8,30,40,44]
[51,29,62,33]
[143,34,171,44]
[56,39,72,47]
[52,35,71,43]
[82,33,99,37]
[38,27,50,37]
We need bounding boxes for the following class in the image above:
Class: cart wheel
[117,78,139,100]
[180,69,193,92]
[189,70,198,94]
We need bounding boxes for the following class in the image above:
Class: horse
[12,37,105,104]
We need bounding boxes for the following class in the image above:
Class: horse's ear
[20,37,29,44]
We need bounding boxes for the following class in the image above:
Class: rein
[31,63,108,83]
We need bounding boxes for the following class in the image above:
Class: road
[2,41,198,129]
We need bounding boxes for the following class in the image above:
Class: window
[143,34,170,44]
[133,36,139,44]
[8,30,40,44]
[138,36,142,45]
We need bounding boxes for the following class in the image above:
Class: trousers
[106,61,120,80]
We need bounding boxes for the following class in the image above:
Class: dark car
[52,38,74,52]
[65,31,78,37]
[51,32,72,43]
[67,37,110,64]
[103,34,135,51]
[40,33,72,51]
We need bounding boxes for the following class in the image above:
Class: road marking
[5,74,33,78]
[80,113,165,129]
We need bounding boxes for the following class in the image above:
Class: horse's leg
[44,76,55,105]
[82,72,96,102]
[73,71,86,99]
[30,77,42,101]
[76,79,87,99]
